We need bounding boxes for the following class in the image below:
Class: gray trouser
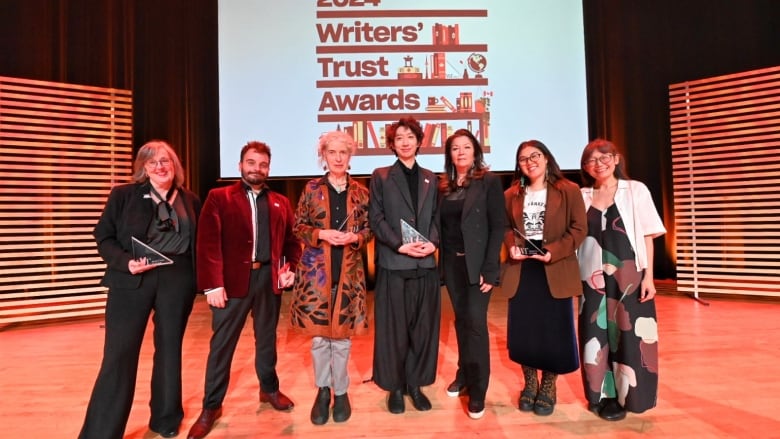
[312,336,352,395]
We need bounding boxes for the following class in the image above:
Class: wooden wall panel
[670,66,780,298]
[0,76,132,324]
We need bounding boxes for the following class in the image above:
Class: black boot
[533,371,557,416]
[310,387,331,425]
[332,392,352,422]
[519,366,538,412]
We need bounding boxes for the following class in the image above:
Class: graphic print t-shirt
[523,188,546,240]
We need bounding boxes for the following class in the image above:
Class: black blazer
[369,160,439,271]
[93,182,201,289]
[438,171,506,286]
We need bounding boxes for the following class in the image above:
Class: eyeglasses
[583,154,615,168]
[518,151,543,166]
[146,158,171,169]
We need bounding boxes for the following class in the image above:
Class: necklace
[328,177,347,192]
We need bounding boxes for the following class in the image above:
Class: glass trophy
[512,228,546,256]
[131,236,174,266]
[400,219,430,244]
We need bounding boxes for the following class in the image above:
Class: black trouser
[79,255,195,439]
[201,265,282,409]
[372,266,440,391]
[442,251,492,401]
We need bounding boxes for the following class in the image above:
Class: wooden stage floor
[2,281,779,438]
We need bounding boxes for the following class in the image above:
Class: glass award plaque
[131,236,174,266]
[400,219,430,244]
[521,239,546,256]
[512,228,546,256]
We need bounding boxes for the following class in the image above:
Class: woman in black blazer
[79,140,201,439]
[438,129,506,420]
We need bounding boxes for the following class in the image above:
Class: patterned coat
[290,175,373,338]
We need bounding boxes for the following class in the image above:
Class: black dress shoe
[332,392,351,422]
[310,387,331,425]
[152,427,179,438]
[407,386,432,411]
[587,400,605,415]
[259,390,295,411]
[387,389,405,414]
[186,408,222,439]
[598,398,627,421]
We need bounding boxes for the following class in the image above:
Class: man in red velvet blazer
[187,141,302,439]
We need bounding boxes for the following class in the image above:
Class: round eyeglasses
[518,151,543,166]
[583,154,614,168]
[146,158,171,169]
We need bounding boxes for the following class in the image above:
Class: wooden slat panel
[0,76,132,323]
[670,66,780,298]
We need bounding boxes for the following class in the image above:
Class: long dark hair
[439,129,488,195]
[512,139,565,188]
[579,138,629,187]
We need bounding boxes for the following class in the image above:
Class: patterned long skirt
[578,204,659,413]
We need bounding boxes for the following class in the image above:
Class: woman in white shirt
[577,139,666,421]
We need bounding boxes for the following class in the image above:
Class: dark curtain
[582,0,780,278]
[2,0,779,279]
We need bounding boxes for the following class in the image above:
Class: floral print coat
[290,176,373,339]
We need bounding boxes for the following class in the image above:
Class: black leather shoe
[310,387,331,425]
[332,392,351,422]
[186,408,222,439]
[446,379,466,397]
[259,390,295,411]
[587,400,605,415]
[407,386,432,411]
[387,389,405,414]
[598,398,627,421]
[152,427,179,438]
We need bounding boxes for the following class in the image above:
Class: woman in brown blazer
[503,139,587,416]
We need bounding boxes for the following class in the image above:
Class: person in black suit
[369,117,440,414]
[79,140,201,439]
[437,129,506,420]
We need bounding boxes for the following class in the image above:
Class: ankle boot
[310,387,331,425]
[519,366,538,412]
[332,392,351,422]
[533,371,557,416]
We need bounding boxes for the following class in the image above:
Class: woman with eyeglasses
[502,140,586,416]
[577,139,665,421]
[80,140,201,439]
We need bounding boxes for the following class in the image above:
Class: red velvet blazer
[196,181,301,297]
